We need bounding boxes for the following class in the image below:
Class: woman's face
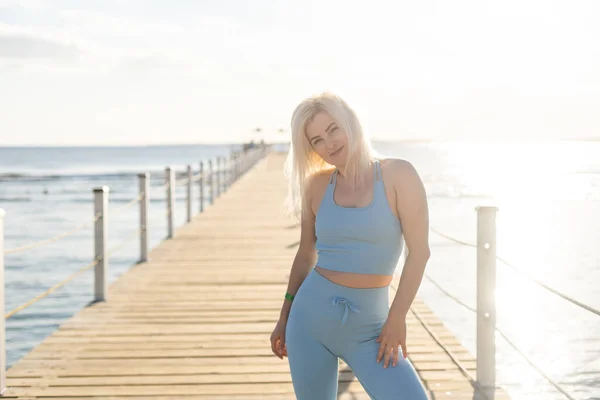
[305,111,348,166]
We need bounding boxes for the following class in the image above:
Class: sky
[0,0,599,145]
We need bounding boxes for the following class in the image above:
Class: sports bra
[314,159,404,276]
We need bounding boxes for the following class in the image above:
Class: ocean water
[2,141,599,400]
[376,140,600,400]
[1,144,239,364]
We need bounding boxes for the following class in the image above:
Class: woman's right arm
[278,177,318,320]
[271,173,322,358]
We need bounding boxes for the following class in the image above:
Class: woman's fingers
[378,342,402,368]
[270,333,283,359]
[278,333,286,357]
[392,345,399,367]
[376,340,386,363]
[383,345,393,368]
[270,337,280,358]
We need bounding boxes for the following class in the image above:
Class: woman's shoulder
[378,157,416,174]
[378,157,421,186]
[304,168,335,199]
[306,168,335,189]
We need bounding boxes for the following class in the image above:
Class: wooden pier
[3,152,510,399]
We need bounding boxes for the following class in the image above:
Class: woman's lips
[329,146,344,157]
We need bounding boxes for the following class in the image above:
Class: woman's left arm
[376,159,430,368]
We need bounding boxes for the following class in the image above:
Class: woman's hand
[270,317,288,359]
[376,314,408,368]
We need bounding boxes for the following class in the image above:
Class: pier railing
[413,207,596,400]
[0,144,268,395]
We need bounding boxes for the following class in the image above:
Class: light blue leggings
[285,269,429,400]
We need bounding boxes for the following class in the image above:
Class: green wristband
[285,293,295,302]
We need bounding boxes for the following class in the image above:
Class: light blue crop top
[314,159,404,276]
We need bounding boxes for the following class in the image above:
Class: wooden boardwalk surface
[4,152,510,399]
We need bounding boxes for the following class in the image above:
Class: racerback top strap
[314,159,403,276]
[329,159,382,185]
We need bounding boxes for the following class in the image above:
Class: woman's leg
[285,269,340,400]
[286,324,339,400]
[342,336,429,400]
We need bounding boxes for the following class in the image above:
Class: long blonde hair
[283,92,378,220]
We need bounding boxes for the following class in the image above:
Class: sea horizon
[0,135,599,149]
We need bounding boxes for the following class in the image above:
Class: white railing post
[93,187,109,302]
[215,157,221,198]
[138,173,149,263]
[222,155,227,191]
[208,160,214,205]
[220,156,226,193]
[165,167,175,239]
[186,165,193,223]
[476,205,498,396]
[218,157,223,194]
[0,209,6,395]
[223,156,230,192]
[226,153,233,190]
[232,152,238,182]
[199,161,204,213]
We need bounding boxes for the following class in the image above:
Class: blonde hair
[283,92,378,220]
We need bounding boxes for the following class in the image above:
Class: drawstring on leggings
[331,296,361,326]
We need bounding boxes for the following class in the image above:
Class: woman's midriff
[314,266,393,289]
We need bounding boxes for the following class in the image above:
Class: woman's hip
[288,269,390,337]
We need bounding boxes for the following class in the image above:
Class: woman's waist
[314,265,393,289]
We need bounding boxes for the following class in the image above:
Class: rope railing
[1,145,268,306]
[111,193,143,216]
[3,212,102,255]
[495,255,600,317]
[3,190,145,257]
[176,171,209,186]
[172,157,233,188]
[5,227,142,320]
[429,226,477,248]
[105,228,141,259]
[174,176,192,186]
[420,272,577,400]
[423,273,476,313]
[0,144,270,394]
[5,259,99,319]
[429,226,600,317]
[391,282,493,400]
[163,169,208,189]
[4,186,148,258]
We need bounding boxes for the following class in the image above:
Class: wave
[0,196,32,202]
[0,171,168,183]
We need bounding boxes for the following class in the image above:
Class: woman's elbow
[407,246,430,262]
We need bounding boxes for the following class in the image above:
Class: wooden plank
[34,338,465,351]
[21,346,474,361]
[3,380,482,397]
[8,361,476,379]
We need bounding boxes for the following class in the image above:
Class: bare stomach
[314,266,393,289]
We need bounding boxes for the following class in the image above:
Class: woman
[270,92,430,399]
